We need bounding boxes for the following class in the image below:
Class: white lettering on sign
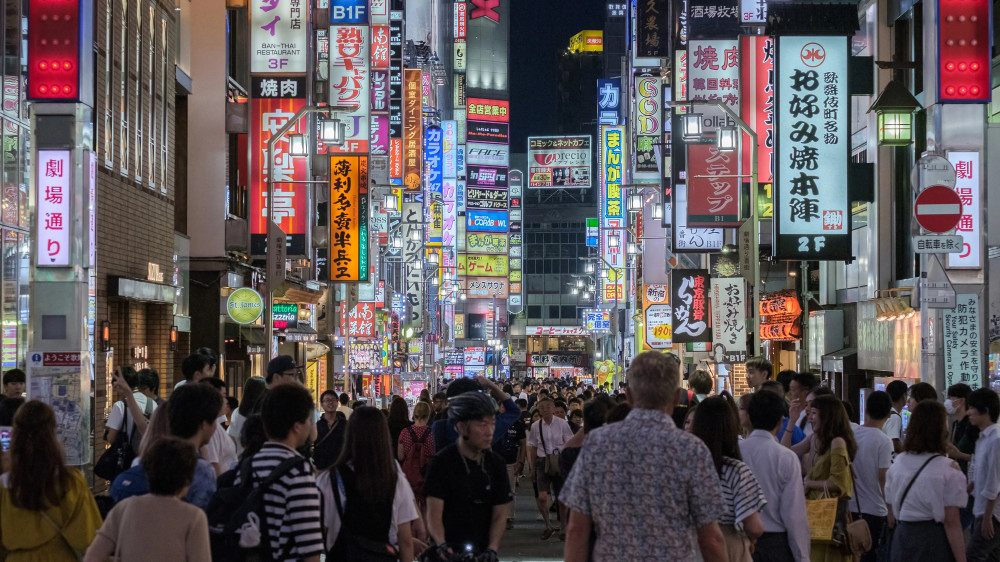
[147,262,164,282]
[37,150,72,266]
[250,0,308,73]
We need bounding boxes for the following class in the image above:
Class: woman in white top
[317,406,420,561]
[226,376,266,458]
[885,399,967,562]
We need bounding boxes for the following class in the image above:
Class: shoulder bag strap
[538,419,547,454]
[898,454,941,515]
[314,417,339,449]
[39,509,82,560]
[849,464,862,514]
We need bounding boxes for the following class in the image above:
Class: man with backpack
[215,384,323,561]
[105,367,156,461]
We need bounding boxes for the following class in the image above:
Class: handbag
[806,490,845,543]
[840,466,873,557]
[538,420,560,477]
[884,454,942,551]
[93,402,135,481]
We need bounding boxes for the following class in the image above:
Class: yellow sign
[569,30,604,53]
[226,288,264,324]
[466,233,508,254]
[459,254,509,276]
[509,270,522,282]
[455,314,465,339]
[328,155,369,281]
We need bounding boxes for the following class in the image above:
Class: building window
[528,305,541,319]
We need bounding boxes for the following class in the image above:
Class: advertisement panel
[328,155,369,281]
[466,210,509,232]
[348,302,377,337]
[463,277,509,298]
[401,202,423,326]
[250,76,308,255]
[774,36,850,260]
[527,136,592,188]
[466,142,509,166]
[600,126,626,303]
[687,144,741,226]
[711,277,747,362]
[466,192,509,210]
[687,0,740,39]
[636,1,669,56]
[466,233,509,254]
[328,26,370,154]
[583,309,611,331]
[597,78,621,126]
[569,30,604,53]
[36,150,71,266]
[467,121,509,144]
[403,69,423,190]
[643,283,672,349]
[464,346,486,366]
[740,36,774,184]
[425,127,444,245]
[443,121,458,178]
[946,151,981,268]
[467,98,510,123]
[250,0,308,73]
[633,74,661,179]
[944,294,982,387]
[459,254,508,276]
[671,269,711,343]
[468,165,509,188]
[371,25,389,68]
[741,0,768,22]
[443,179,458,249]
[687,39,740,124]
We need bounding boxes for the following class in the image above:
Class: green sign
[226,288,264,324]
[757,183,773,219]
[273,303,299,330]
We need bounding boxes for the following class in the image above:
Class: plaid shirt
[561,408,725,560]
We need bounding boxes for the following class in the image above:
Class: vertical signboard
[774,36,850,260]
[250,0,308,74]
[740,35,774,184]
[402,201,423,326]
[711,277,747,362]
[508,169,523,313]
[403,69,423,190]
[943,294,982,388]
[597,78,621,126]
[600,126,626,303]
[687,144,740,226]
[946,151,981,268]
[329,26,370,153]
[937,0,991,102]
[633,74,661,180]
[671,269,711,343]
[328,155,369,281]
[636,0,670,57]
[643,284,673,349]
[36,151,71,266]
[425,127,444,245]
[250,76,308,255]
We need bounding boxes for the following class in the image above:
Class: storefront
[527,352,589,379]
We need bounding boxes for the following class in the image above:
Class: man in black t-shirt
[493,401,527,530]
[424,392,513,560]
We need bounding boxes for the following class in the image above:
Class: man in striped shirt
[235,384,324,561]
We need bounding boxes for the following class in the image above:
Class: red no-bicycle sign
[914,185,963,233]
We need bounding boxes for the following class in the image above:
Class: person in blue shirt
[110,384,221,510]
[761,380,806,445]
[432,376,520,453]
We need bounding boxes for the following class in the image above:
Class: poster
[711,277,747,362]
[671,269,711,343]
[643,284,672,349]
[943,294,982,388]
[27,352,90,465]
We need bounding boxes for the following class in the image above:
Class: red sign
[914,185,963,233]
[454,3,467,38]
[403,69,423,190]
[740,36,774,184]
[938,0,990,102]
[687,144,741,226]
[390,138,403,179]
[28,0,80,100]
[349,302,377,338]
[467,98,510,123]
[249,77,309,253]
[469,0,500,22]
[371,25,390,69]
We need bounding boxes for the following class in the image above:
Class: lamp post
[664,99,760,358]
[264,104,354,361]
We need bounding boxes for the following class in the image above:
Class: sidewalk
[500,476,566,562]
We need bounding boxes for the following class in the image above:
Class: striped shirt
[717,457,767,530]
[233,442,324,561]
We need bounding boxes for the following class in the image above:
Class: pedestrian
[337,392,354,419]
[173,352,214,390]
[738,394,754,437]
[398,400,436,510]
[690,369,714,402]
[884,380,908,454]
[802,395,857,562]
[527,397,575,540]
[740,390,811,562]
[0,400,102,560]
[692,396,766,561]
[226,375,267,458]
[559,396,614,480]
[431,376,520,453]
[423,391,513,560]
[104,367,156,462]
[966,388,1000,562]
[851,390,894,562]
[684,403,699,433]
[138,368,165,406]
[84,438,211,562]
[232,384,324,560]
[317,406,419,561]
[265,355,303,390]
[431,392,448,422]
[944,383,976,529]
[745,357,772,392]
[491,396,526,530]
[884,399,966,562]
[387,395,413,458]
[561,351,727,562]
[222,396,238,430]
[314,390,347,471]
[761,380,806,445]
[200,377,237,476]
[788,372,818,437]
[908,382,939,411]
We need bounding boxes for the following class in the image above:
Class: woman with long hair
[691,396,766,561]
[386,395,413,458]
[0,401,102,560]
[803,395,858,562]
[226,376,266,458]
[884,400,967,562]
[398,400,436,510]
[317,406,419,561]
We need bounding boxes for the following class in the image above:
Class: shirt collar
[983,423,1000,438]
[749,429,778,441]
[624,408,676,425]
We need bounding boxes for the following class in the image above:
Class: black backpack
[206,455,301,562]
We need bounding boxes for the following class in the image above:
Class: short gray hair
[627,351,680,409]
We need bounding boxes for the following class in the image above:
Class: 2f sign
[797,236,826,253]
[332,0,368,23]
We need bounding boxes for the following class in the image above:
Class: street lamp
[627,193,643,212]
[627,242,639,255]
[383,193,399,211]
[319,118,347,145]
[287,133,309,156]
[410,229,421,241]
[585,262,594,274]
[681,113,703,141]
[651,203,663,221]
[717,127,738,152]
[868,79,922,146]
[607,233,620,248]
[391,236,402,249]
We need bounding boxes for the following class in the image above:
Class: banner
[328,26,370,153]
[671,269,711,343]
[466,233,509,254]
[466,210,508,232]
[528,136,592,188]
[403,69,423,190]
[643,284,672,349]
[328,155,369,281]
[633,74,661,179]
[711,277,747,362]
[458,254,509,276]
[463,277,509,298]
[600,126,626,303]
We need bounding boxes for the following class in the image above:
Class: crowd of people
[0,350,997,561]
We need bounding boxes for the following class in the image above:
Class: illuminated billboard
[527,136,592,188]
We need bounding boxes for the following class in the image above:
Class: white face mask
[944,399,957,416]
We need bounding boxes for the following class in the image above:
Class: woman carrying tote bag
[802,395,857,562]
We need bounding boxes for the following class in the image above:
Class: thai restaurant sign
[250,0,308,73]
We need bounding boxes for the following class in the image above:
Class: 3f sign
[267,59,289,69]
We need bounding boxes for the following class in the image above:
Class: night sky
[509,0,606,154]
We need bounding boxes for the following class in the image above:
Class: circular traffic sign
[911,155,956,190]
[914,185,963,233]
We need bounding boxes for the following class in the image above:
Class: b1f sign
[250,0,308,73]
[36,151,72,266]
[331,0,368,23]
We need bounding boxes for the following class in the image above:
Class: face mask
[944,399,957,415]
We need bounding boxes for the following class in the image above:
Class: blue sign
[597,78,621,126]
[466,210,509,233]
[424,128,443,197]
[331,0,368,23]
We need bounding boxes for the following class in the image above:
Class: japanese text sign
[946,151,981,268]
[671,269,712,343]
[600,125,626,303]
[349,301,377,337]
[251,0,308,73]
[637,0,670,57]
[688,39,741,121]
[740,36,774,184]
[687,144,740,226]
[467,98,510,123]
[328,155,370,281]
[634,74,661,178]
[774,36,850,260]
[528,136,592,188]
[36,150,71,266]
[403,69,423,190]
[597,78,621,126]
[687,0,740,39]
[643,284,672,349]
[943,294,982,388]
[711,277,747,362]
[328,25,370,154]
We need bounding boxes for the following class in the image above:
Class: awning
[275,281,324,305]
[224,322,266,345]
[109,276,177,304]
[282,324,318,343]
